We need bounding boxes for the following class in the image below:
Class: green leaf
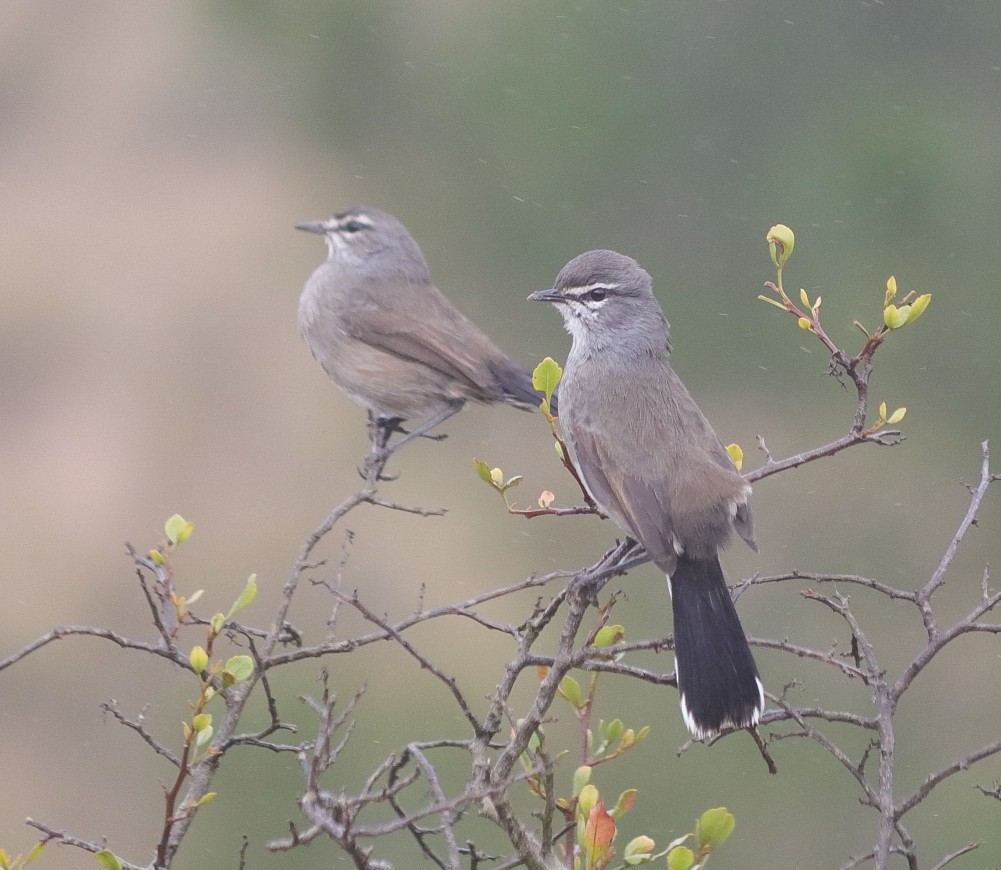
[623,835,655,864]
[25,842,47,864]
[194,723,214,750]
[526,724,542,755]
[227,574,258,618]
[532,357,563,401]
[192,713,212,732]
[883,304,911,330]
[473,458,494,486]
[196,791,217,806]
[95,851,123,870]
[906,293,932,324]
[576,784,599,819]
[503,474,524,490]
[667,845,695,870]
[558,675,583,708]
[572,765,592,797]
[164,513,194,545]
[609,787,637,818]
[725,443,744,472]
[210,613,226,635]
[223,654,254,683]
[603,718,624,743]
[696,807,735,850]
[593,625,625,647]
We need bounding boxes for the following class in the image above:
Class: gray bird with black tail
[297,207,548,441]
[529,249,763,739]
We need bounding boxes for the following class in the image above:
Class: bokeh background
[2,2,1000,867]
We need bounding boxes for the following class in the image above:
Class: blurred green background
[2,2,999,867]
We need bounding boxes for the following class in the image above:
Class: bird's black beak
[528,288,564,303]
[295,221,327,234]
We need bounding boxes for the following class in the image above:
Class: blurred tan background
[2,2,1000,867]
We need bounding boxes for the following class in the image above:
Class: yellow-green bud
[884,275,898,305]
[189,645,209,674]
[766,224,795,268]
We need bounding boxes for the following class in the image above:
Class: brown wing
[563,423,681,574]
[340,283,538,406]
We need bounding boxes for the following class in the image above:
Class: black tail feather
[670,554,762,738]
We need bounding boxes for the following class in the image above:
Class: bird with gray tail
[529,250,763,739]
[296,206,550,445]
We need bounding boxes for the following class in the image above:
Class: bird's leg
[386,400,465,453]
[568,537,642,608]
[594,536,642,573]
[371,413,406,445]
[361,413,402,481]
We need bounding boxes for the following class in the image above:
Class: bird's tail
[669,554,763,738]
[491,360,556,414]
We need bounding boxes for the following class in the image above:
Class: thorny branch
[3,327,999,870]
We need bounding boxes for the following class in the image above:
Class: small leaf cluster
[571,775,735,869]
[880,275,932,333]
[0,843,45,870]
[758,224,929,433]
[147,514,204,625]
[150,513,195,567]
[760,225,931,339]
[664,808,737,870]
[574,777,643,869]
[474,357,604,516]
[95,523,259,870]
[472,458,524,509]
[186,572,258,745]
[473,356,568,512]
[517,612,733,869]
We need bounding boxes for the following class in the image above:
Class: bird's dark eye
[342,219,365,233]
[588,288,606,302]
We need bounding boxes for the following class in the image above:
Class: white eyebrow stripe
[336,216,374,229]
[564,282,620,297]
